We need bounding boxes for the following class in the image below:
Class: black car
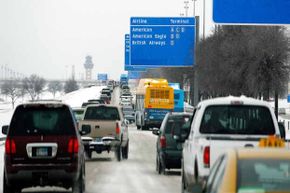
[153,112,192,174]
[2,101,90,193]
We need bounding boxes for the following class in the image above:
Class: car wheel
[115,145,122,162]
[3,172,20,193]
[122,142,129,159]
[181,169,187,193]
[137,125,141,130]
[157,156,165,175]
[72,168,85,193]
[85,150,92,159]
[155,154,159,172]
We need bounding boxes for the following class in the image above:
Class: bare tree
[22,74,46,101]
[48,81,63,98]
[196,25,290,99]
[1,79,21,108]
[64,78,79,93]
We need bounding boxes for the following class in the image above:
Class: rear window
[9,105,75,136]
[165,115,192,134]
[200,105,275,135]
[73,109,84,115]
[238,159,290,192]
[84,106,120,120]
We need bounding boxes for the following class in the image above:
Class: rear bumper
[160,151,182,169]
[82,137,121,152]
[5,165,79,188]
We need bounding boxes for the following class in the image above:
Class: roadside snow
[60,86,105,108]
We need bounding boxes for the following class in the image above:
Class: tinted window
[165,115,192,134]
[73,109,84,115]
[9,105,75,136]
[174,93,180,100]
[84,106,120,120]
[200,105,275,135]
[238,159,290,192]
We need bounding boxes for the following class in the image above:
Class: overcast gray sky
[0,0,213,80]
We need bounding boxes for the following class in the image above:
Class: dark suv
[153,112,192,174]
[2,101,90,193]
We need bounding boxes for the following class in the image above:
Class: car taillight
[68,137,79,153]
[160,136,166,148]
[5,138,16,154]
[203,146,210,168]
[116,122,120,135]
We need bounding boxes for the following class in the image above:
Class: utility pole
[192,0,197,16]
[193,16,200,106]
[203,0,206,39]
[184,1,189,17]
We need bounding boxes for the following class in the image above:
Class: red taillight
[160,136,166,148]
[5,138,16,154]
[68,137,79,153]
[116,122,120,135]
[203,146,210,168]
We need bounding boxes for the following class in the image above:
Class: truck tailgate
[80,120,117,138]
[204,136,261,167]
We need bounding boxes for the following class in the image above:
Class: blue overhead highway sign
[130,17,195,67]
[213,0,290,24]
[97,73,108,81]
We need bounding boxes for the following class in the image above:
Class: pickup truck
[181,96,283,193]
[79,104,129,161]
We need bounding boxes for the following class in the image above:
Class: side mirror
[152,129,160,136]
[80,125,91,136]
[278,122,286,140]
[179,128,190,142]
[2,125,9,135]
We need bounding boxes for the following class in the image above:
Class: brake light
[68,137,79,153]
[203,146,210,168]
[116,122,120,135]
[160,136,166,148]
[5,138,16,154]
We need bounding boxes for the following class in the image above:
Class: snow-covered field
[0,86,104,139]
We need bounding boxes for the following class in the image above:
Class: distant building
[84,55,94,81]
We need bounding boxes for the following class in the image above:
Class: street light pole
[203,0,206,39]
[192,0,197,16]
[184,1,189,17]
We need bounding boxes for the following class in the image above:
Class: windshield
[165,115,192,134]
[10,105,75,136]
[84,106,120,120]
[200,105,275,135]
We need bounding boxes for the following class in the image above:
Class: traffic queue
[134,78,289,193]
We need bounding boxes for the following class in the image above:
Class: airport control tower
[84,55,94,81]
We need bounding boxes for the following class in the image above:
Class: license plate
[95,138,102,142]
[36,147,48,157]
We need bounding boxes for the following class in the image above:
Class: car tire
[86,150,92,159]
[72,168,85,193]
[157,156,165,175]
[122,142,129,159]
[181,168,187,193]
[3,173,20,193]
[137,125,141,130]
[115,145,122,162]
[155,154,159,172]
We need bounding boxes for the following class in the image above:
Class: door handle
[95,125,100,129]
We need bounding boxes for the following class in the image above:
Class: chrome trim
[26,143,58,159]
